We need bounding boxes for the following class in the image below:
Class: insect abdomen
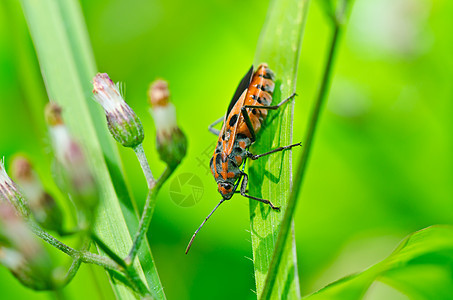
[210,64,275,185]
[229,133,251,166]
[243,64,275,137]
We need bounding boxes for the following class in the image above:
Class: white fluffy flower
[0,159,28,217]
[92,73,144,148]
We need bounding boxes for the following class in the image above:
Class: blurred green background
[0,0,452,299]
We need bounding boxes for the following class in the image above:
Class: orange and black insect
[185,63,300,254]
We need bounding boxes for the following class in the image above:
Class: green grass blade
[20,0,165,298]
[304,225,453,300]
[258,1,352,297]
[248,0,310,298]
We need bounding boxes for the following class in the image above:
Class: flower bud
[0,159,29,218]
[45,103,98,227]
[11,156,63,232]
[148,80,187,168]
[0,202,54,290]
[92,73,144,148]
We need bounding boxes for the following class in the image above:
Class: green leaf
[20,0,165,299]
[382,264,453,300]
[304,225,453,300]
[248,0,310,298]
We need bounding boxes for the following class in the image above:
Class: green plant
[304,225,453,299]
[254,1,347,299]
[3,1,187,298]
[1,0,453,299]
[248,0,310,298]
[251,0,453,299]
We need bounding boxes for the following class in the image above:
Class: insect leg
[234,189,248,193]
[208,116,223,136]
[240,172,280,211]
[240,106,257,142]
[247,142,302,160]
[244,92,297,111]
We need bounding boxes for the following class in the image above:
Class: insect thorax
[210,134,251,185]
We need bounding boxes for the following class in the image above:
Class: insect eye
[221,183,232,190]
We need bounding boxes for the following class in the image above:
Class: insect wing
[226,65,254,118]
[224,90,248,155]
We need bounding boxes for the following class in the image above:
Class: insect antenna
[185,199,225,254]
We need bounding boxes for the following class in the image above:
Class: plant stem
[125,264,152,296]
[32,221,152,296]
[92,232,153,294]
[29,221,77,256]
[62,258,82,284]
[92,233,127,268]
[56,239,91,287]
[259,24,343,300]
[125,167,173,266]
[134,144,156,189]
[29,221,121,271]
